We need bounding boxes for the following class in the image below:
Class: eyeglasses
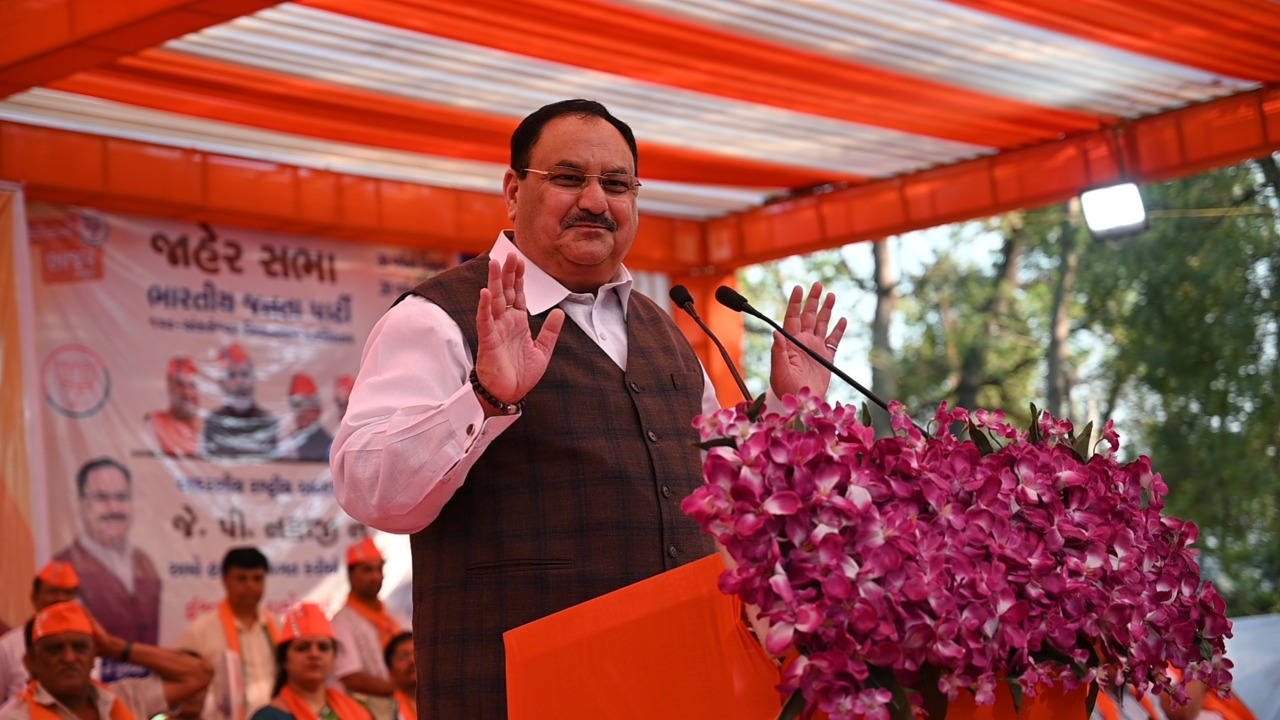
[521,166,641,195]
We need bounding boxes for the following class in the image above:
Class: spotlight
[1080,183,1147,240]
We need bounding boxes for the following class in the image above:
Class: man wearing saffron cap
[0,563,81,704]
[203,344,279,459]
[330,539,406,720]
[0,602,211,720]
[278,374,331,463]
[176,548,278,720]
[53,458,162,658]
[144,357,203,457]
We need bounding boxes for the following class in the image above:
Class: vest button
[667,544,678,558]
[661,484,672,498]
[646,430,659,442]
[630,381,640,392]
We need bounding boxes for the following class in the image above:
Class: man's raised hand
[473,254,565,413]
[769,282,847,399]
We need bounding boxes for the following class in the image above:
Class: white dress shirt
[174,608,276,720]
[331,231,719,534]
[0,676,165,720]
[0,629,26,706]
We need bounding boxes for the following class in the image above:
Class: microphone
[669,285,753,403]
[713,285,893,416]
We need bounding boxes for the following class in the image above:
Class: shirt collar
[234,607,271,632]
[77,532,132,564]
[32,680,114,717]
[492,231,633,316]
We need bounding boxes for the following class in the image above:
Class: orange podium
[504,554,1091,720]
[504,554,784,720]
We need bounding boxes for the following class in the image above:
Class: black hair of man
[509,99,638,176]
[74,457,131,496]
[22,618,33,651]
[221,546,270,577]
[383,631,412,671]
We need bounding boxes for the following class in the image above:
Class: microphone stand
[714,285,895,416]
[670,286,753,403]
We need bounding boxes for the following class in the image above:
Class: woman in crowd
[251,604,372,720]
[382,633,415,720]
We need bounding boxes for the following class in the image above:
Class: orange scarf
[219,600,281,654]
[219,601,280,720]
[25,681,136,720]
[278,686,372,720]
[393,690,416,720]
[343,596,401,651]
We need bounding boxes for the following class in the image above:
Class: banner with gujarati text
[25,203,452,679]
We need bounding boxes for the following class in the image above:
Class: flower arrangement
[681,392,1233,720]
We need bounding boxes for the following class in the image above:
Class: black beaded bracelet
[469,368,524,415]
[121,640,134,663]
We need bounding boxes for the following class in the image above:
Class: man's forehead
[530,116,633,169]
[35,632,93,648]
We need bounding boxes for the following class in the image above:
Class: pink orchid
[682,398,1233,719]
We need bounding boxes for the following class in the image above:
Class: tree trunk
[1046,203,1080,419]
[956,220,1023,411]
[870,239,898,436]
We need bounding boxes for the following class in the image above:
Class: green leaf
[860,402,873,428]
[1007,680,1024,713]
[967,421,996,455]
[867,665,914,720]
[1085,681,1100,718]
[920,665,948,720]
[1073,421,1094,458]
[1028,402,1042,444]
[693,437,738,451]
[1199,637,1215,660]
[776,689,807,720]
[746,392,768,421]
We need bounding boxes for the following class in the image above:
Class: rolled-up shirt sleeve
[331,296,518,534]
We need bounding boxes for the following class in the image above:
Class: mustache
[563,211,617,232]
[97,513,128,522]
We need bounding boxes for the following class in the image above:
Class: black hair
[75,457,131,496]
[23,618,33,651]
[272,640,291,698]
[509,99,638,176]
[222,546,269,576]
[383,631,413,671]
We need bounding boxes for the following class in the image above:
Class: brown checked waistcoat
[405,254,716,719]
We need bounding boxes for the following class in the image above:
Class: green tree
[735,157,1280,614]
[892,213,1062,429]
[1075,157,1280,615]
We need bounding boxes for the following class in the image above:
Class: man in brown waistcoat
[331,98,847,719]
[53,458,162,676]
